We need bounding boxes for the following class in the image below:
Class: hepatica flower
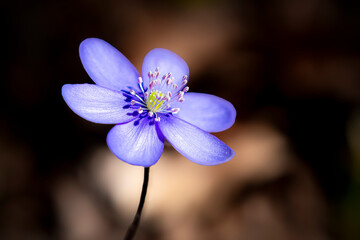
[62,38,236,167]
[62,38,236,239]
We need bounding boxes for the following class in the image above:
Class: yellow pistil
[147,91,165,112]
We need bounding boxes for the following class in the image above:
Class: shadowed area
[1,0,360,239]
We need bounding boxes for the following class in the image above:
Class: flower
[62,38,236,167]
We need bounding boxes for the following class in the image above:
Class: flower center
[147,90,166,112]
[128,67,189,122]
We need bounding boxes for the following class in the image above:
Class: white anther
[148,71,152,78]
[131,100,136,105]
[168,72,172,78]
[155,67,159,72]
[155,117,161,122]
[171,108,180,114]
[182,80,188,86]
[173,83,178,89]
[182,75,188,80]
[183,86,189,92]
[137,107,143,114]
[178,97,184,102]
[138,77,143,84]
[177,91,184,98]
[148,111,154,117]
[130,89,136,95]
[145,91,149,96]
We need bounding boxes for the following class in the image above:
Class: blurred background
[1,0,360,239]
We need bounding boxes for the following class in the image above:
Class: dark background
[1,0,360,239]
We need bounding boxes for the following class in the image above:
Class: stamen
[130,91,146,103]
[166,78,173,85]
[149,80,156,89]
[138,77,146,93]
[140,69,189,116]
[131,100,136,105]
[161,95,169,102]
[165,91,171,101]
[171,108,180,114]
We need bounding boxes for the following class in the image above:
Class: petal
[158,116,234,165]
[142,48,189,90]
[107,119,164,167]
[62,84,137,124]
[174,92,236,132]
[79,38,140,91]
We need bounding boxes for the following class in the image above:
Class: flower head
[62,38,236,166]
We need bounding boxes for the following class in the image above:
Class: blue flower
[62,38,236,167]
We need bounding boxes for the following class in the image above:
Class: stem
[124,167,150,240]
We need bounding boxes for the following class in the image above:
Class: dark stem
[124,167,150,240]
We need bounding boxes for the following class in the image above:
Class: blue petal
[79,38,139,91]
[62,84,137,124]
[173,92,236,133]
[142,48,189,90]
[158,116,234,165]
[107,120,164,166]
